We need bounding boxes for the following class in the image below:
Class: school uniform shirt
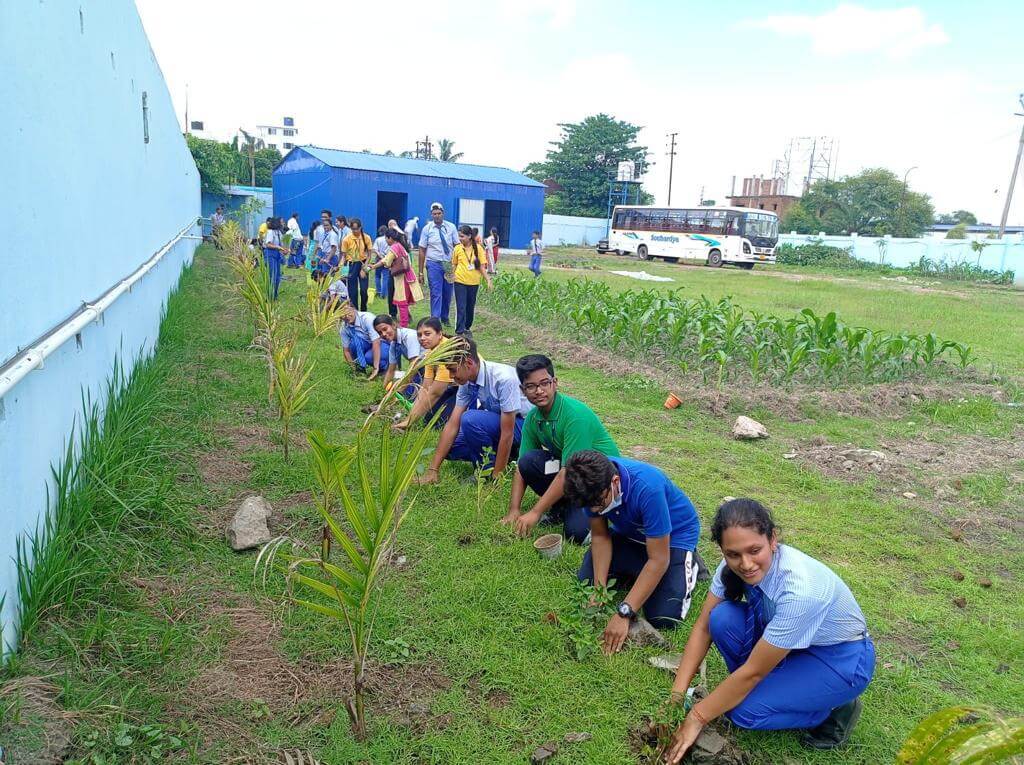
[263,229,282,248]
[287,217,302,240]
[342,232,373,263]
[423,337,454,385]
[326,280,349,300]
[519,393,620,463]
[709,545,869,650]
[418,220,458,262]
[455,357,533,417]
[373,235,390,259]
[530,238,544,255]
[585,457,700,551]
[339,310,380,346]
[258,222,269,240]
[388,327,423,365]
[452,242,486,285]
[319,226,340,257]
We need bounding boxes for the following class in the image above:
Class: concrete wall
[779,233,1024,284]
[543,214,609,247]
[0,1,200,653]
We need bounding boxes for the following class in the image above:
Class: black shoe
[694,550,711,582]
[802,697,863,750]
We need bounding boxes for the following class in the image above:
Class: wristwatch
[617,602,637,621]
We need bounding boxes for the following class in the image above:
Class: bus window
[613,210,627,228]
[706,210,727,235]
[725,212,743,234]
[685,209,707,233]
[665,210,686,232]
[648,208,668,230]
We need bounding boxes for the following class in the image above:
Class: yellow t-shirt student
[452,242,487,286]
[341,232,373,264]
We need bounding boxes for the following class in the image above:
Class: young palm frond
[256,422,435,740]
[306,280,343,339]
[896,706,1024,764]
[362,336,464,430]
[271,338,317,462]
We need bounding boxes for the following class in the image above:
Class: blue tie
[743,585,765,657]
[437,223,452,257]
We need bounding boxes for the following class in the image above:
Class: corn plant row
[487,272,974,386]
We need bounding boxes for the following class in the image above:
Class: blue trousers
[529,254,542,276]
[347,261,369,311]
[579,537,697,629]
[517,449,590,544]
[348,334,391,372]
[264,248,282,300]
[453,282,479,335]
[447,409,523,467]
[288,239,305,267]
[709,601,875,730]
[425,385,458,428]
[426,260,453,323]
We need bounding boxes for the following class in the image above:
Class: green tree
[782,168,934,237]
[524,114,653,217]
[945,222,968,239]
[437,138,464,162]
[937,209,977,225]
[252,147,282,187]
[186,135,237,193]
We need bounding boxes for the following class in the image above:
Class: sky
[136,0,1024,223]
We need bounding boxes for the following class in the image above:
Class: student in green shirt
[501,354,620,543]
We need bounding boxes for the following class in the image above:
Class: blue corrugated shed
[300,146,545,188]
[272,146,545,250]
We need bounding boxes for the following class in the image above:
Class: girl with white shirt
[665,499,875,761]
[262,218,289,300]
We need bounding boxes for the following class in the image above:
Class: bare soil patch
[195,450,252,487]
[0,676,75,765]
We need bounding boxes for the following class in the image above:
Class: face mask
[597,483,622,516]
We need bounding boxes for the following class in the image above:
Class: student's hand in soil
[665,714,705,764]
[513,509,542,537]
[602,614,630,655]
[499,509,521,527]
[414,468,439,485]
[367,368,379,381]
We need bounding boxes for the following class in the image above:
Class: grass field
[1,245,1022,764]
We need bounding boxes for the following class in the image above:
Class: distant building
[273,146,544,247]
[926,222,1024,240]
[726,176,800,219]
[254,116,298,152]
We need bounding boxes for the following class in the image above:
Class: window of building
[283,142,293,149]
[283,128,295,137]
[267,127,277,135]
[283,117,294,127]
[190,120,204,130]
[269,143,277,149]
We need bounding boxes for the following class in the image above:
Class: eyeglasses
[522,378,555,394]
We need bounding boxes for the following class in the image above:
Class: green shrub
[775,242,868,269]
[945,223,968,239]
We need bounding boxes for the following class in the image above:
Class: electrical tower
[415,136,434,160]
[665,132,678,205]
[775,137,838,195]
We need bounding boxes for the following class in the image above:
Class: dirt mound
[0,676,74,765]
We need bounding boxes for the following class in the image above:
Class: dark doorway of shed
[484,200,511,249]
[376,191,407,233]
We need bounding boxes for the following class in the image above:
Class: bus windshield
[742,212,779,242]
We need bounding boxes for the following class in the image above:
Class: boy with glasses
[502,355,620,543]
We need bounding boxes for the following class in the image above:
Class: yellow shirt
[452,243,485,285]
[258,222,268,240]
[423,336,453,384]
[341,232,373,263]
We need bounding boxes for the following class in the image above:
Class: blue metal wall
[273,149,544,248]
[0,0,200,654]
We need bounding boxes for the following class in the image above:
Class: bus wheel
[738,263,754,270]
[707,249,723,267]
[637,245,651,261]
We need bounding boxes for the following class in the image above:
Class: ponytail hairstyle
[459,224,482,268]
[490,227,499,247]
[710,498,778,602]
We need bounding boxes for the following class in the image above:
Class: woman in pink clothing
[369,230,422,326]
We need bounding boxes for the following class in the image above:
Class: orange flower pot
[664,392,683,410]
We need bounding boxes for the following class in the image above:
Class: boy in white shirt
[528,231,544,277]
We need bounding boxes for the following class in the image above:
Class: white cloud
[495,0,577,29]
[748,4,949,59]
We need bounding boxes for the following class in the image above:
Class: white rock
[732,416,768,440]
[226,495,273,551]
[902,491,918,499]
[782,452,797,459]
[722,496,737,503]
[649,653,683,673]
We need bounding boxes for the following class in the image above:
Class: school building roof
[296,146,545,189]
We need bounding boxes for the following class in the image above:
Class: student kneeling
[417,337,533,484]
[339,303,390,378]
[664,499,875,762]
[503,354,620,544]
[564,451,701,653]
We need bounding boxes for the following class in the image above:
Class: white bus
[608,205,779,268]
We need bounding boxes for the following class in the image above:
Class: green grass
[2,246,1022,764]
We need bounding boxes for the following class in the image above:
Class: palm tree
[238,128,265,186]
[437,138,463,162]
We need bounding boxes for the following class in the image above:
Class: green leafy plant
[473,447,514,517]
[70,722,185,764]
[560,578,616,661]
[306,279,342,339]
[896,706,1024,764]
[271,335,317,462]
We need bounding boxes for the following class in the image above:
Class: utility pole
[666,132,678,205]
[415,136,434,160]
[998,93,1024,238]
[804,136,817,193]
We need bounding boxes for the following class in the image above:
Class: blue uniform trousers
[529,254,542,276]
[348,334,390,372]
[347,262,369,311]
[578,537,697,629]
[288,239,305,267]
[264,248,282,300]
[517,448,590,544]
[447,409,523,467]
[426,260,453,324]
[709,600,875,730]
[425,385,458,428]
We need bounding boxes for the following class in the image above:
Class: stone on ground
[226,495,273,551]
[628,616,669,648]
[732,416,768,439]
[530,741,559,763]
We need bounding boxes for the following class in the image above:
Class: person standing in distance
[417,202,458,327]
